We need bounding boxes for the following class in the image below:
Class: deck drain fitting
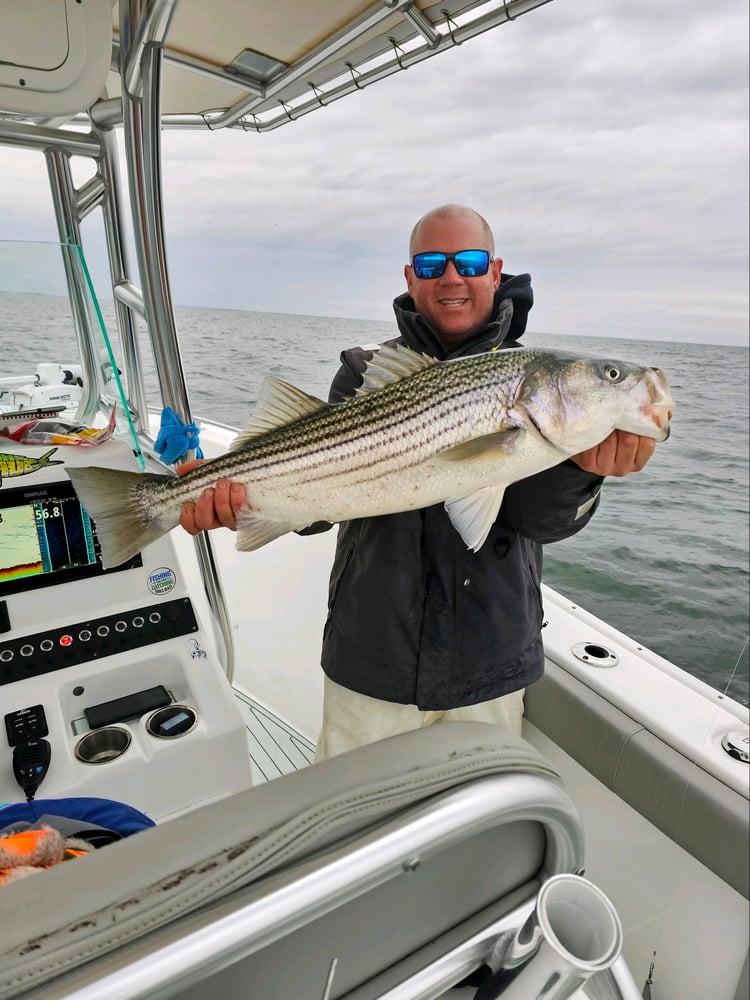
[572,642,619,668]
[721,731,749,764]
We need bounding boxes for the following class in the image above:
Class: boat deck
[232,690,594,1000]
[234,688,315,785]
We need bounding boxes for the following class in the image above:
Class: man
[179,204,659,759]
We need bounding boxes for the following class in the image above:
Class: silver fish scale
[202,351,527,485]
[67,346,672,564]
[133,349,539,525]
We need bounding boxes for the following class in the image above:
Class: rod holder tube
[487,874,624,1000]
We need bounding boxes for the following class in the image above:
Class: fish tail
[67,466,175,569]
[38,448,64,467]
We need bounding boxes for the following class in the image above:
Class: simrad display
[0,479,141,596]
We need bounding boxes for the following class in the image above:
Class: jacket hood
[392,272,534,359]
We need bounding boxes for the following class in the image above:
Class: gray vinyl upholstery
[525,660,750,899]
[0,723,582,1000]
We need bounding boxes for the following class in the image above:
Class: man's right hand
[176,460,248,534]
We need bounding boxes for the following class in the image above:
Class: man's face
[404,213,502,348]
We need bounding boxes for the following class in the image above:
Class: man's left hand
[175,459,248,534]
[571,430,657,477]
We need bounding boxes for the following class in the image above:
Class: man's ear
[492,257,503,288]
[404,262,414,294]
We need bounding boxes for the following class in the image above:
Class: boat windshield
[0,240,142,466]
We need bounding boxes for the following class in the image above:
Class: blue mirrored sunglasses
[411,249,492,280]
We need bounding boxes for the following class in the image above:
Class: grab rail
[57,774,583,1000]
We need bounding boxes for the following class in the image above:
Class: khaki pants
[314,676,525,761]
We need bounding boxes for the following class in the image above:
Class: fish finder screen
[0,480,140,596]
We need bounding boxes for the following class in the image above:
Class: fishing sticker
[0,448,63,486]
[147,566,176,595]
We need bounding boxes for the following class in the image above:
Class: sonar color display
[0,481,140,596]
[0,495,95,584]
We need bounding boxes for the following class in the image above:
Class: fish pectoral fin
[235,507,300,552]
[439,429,522,464]
[444,485,507,552]
[232,378,328,448]
[357,342,437,394]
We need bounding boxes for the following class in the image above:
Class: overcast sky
[1,0,748,345]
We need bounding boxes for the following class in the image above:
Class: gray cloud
[1,0,747,344]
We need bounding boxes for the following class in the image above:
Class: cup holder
[75,726,131,764]
[146,704,198,740]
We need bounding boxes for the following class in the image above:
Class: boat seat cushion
[0,723,570,1000]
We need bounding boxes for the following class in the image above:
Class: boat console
[0,435,253,821]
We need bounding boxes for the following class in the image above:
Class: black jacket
[320,275,603,709]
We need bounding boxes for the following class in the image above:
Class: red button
[59,634,73,647]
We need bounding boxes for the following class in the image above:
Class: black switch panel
[0,598,199,687]
[5,704,49,747]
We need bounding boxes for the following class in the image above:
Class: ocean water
[2,293,749,706]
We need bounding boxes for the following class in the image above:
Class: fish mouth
[645,405,672,440]
[653,404,673,438]
[641,368,674,440]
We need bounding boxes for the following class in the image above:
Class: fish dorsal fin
[231,377,327,449]
[357,343,438,395]
[444,485,508,552]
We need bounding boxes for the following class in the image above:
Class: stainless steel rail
[97,127,151,434]
[157,0,554,134]
[58,773,584,1000]
[0,120,101,154]
[118,0,235,677]
[45,149,105,427]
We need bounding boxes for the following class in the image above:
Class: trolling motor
[1,363,83,413]
[476,873,642,1000]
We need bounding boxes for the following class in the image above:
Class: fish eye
[604,365,621,382]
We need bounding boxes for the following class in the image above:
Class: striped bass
[66,344,673,569]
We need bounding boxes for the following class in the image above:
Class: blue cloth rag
[155,406,204,464]
[0,797,155,839]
